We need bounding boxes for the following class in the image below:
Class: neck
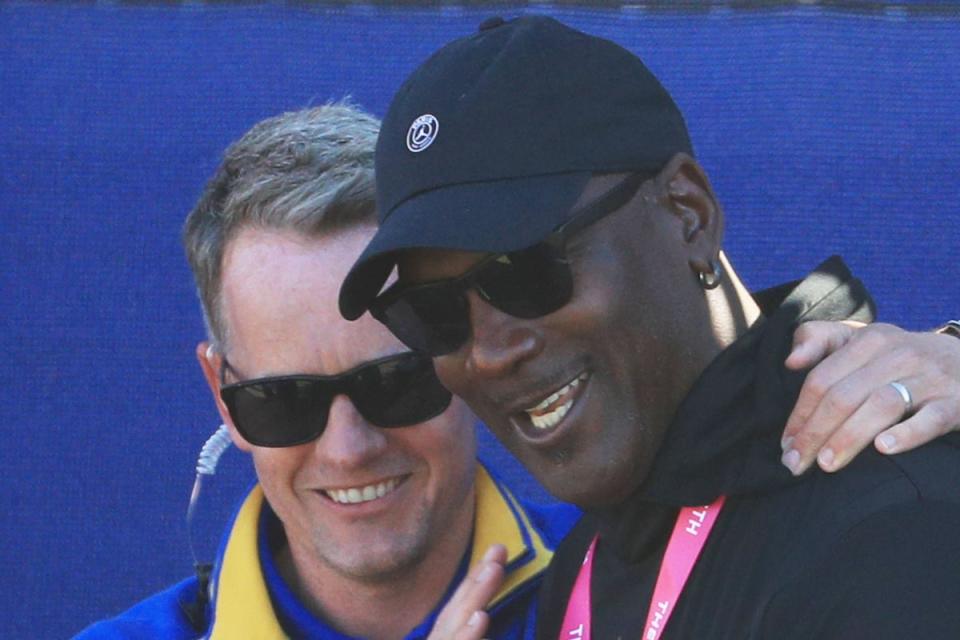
[276,487,476,640]
[706,251,762,349]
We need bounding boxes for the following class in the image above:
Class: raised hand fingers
[427,544,507,640]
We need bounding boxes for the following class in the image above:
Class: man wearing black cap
[341,16,960,639]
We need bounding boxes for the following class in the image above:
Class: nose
[312,394,387,467]
[462,289,543,378]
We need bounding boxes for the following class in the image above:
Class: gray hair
[183,101,380,349]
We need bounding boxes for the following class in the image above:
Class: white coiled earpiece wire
[180,424,232,628]
[186,425,232,574]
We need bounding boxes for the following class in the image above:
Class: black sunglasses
[370,172,649,356]
[219,351,452,447]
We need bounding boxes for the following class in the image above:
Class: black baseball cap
[339,15,692,320]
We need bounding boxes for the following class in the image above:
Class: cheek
[408,399,477,466]
[246,449,313,529]
[562,247,636,336]
[408,402,477,495]
[249,447,306,492]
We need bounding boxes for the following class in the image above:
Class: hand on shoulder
[780,320,960,475]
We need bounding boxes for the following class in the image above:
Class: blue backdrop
[2,3,958,638]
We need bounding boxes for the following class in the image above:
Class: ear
[196,341,253,453]
[657,152,725,277]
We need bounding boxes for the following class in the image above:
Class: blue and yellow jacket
[75,465,578,639]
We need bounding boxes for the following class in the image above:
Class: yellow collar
[207,465,553,638]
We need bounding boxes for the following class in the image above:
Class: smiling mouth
[521,372,590,431]
[322,476,404,505]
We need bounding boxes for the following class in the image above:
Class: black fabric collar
[594,256,875,560]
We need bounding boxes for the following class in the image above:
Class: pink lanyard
[557,496,726,640]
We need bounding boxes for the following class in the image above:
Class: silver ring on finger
[888,381,913,416]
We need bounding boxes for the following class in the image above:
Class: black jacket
[536,257,960,639]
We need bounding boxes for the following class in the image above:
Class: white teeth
[525,373,589,430]
[530,397,575,429]
[325,478,400,504]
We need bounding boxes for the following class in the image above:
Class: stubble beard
[310,502,436,585]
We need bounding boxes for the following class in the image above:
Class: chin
[317,532,430,582]
[536,450,645,510]
[550,478,633,510]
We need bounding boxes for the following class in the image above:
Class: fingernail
[482,545,500,561]
[781,435,794,452]
[877,433,897,453]
[781,448,801,475]
[468,611,483,627]
[817,447,835,470]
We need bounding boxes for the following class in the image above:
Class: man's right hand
[428,544,507,640]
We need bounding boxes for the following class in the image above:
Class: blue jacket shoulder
[73,577,203,640]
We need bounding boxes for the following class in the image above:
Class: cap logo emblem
[406,114,439,153]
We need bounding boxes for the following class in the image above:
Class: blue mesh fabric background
[2,3,958,638]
